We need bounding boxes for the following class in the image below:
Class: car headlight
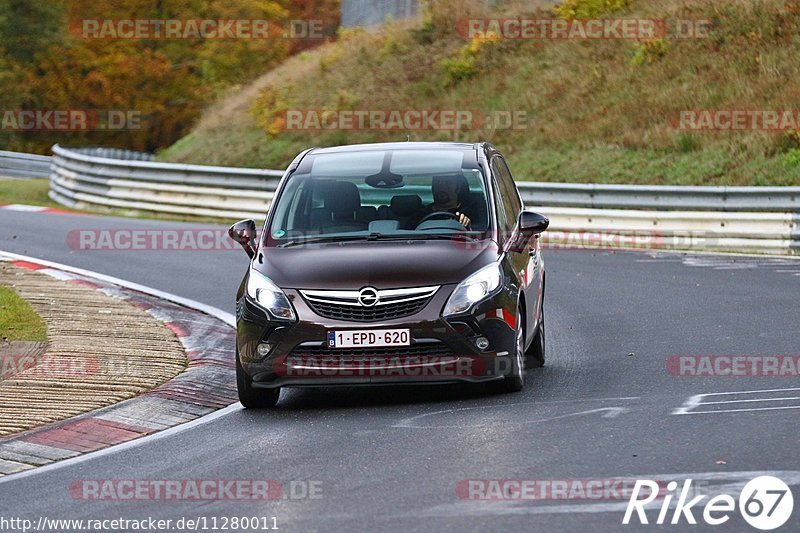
[443,263,502,316]
[246,267,296,321]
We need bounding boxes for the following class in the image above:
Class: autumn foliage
[0,0,339,154]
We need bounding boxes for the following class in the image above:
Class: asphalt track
[1,209,799,532]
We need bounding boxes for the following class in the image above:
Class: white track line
[701,396,800,405]
[695,386,800,396]
[0,250,240,484]
[679,405,800,415]
[673,387,800,415]
[394,396,640,428]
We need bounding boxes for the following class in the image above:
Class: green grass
[0,283,47,342]
[0,178,61,208]
[159,0,800,186]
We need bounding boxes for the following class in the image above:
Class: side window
[490,159,510,238]
[496,157,522,221]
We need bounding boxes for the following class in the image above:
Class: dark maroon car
[229,142,548,407]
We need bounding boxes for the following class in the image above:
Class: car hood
[255,239,500,290]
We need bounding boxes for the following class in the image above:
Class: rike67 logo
[623,476,794,530]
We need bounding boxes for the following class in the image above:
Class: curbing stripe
[0,251,235,326]
[0,403,241,484]
[0,459,34,475]
[9,260,46,271]
[0,203,80,215]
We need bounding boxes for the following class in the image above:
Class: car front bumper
[236,284,519,389]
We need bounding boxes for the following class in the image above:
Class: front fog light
[257,343,272,357]
[475,337,490,351]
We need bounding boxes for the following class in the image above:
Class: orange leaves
[1,0,336,153]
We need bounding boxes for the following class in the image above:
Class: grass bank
[160,0,800,186]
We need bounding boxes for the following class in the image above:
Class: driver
[411,174,475,228]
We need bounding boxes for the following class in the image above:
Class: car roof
[308,141,485,154]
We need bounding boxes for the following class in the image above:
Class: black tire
[236,350,280,408]
[489,309,525,394]
[525,305,546,369]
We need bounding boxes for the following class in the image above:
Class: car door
[492,155,541,340]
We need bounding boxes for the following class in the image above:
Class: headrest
[434,173,471,203]
[390,194,422,215]
[356,206,377,222]
[323,181,361,214]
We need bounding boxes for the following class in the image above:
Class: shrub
[783,148,800,168]
[630,39,668,66]
[554,0,632,19]
[775,130,800,153]
[253,85,290,137]
[676,133,699,153]
[438,34,499,84]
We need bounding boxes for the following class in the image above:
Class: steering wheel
[417,211,462,226]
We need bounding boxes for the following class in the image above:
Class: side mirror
[228,219,258,258]
[519,210,549,235]
[509,211,549,252]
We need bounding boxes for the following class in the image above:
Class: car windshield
[265,149,491,246]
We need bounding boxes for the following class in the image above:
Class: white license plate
[327,328,410,349]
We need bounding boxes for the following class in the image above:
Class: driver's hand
[456,211,471,227]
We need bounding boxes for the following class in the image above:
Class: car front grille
[299,286,438,322]
[288,340,454,361]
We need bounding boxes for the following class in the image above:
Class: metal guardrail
[0,150,52,179]
[534,206,798,255]
[72,146,155,162]
[519,182,800,212]
[49,144,284,219]
[47,145,799,254]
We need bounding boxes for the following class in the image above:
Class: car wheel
[236,349,280,408]
[490,308,525,394]
[525,305,545,369]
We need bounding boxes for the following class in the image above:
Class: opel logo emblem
[358,287,380,307]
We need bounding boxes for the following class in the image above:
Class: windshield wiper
[359,232,480,242]
[277,232,480,248]
[277,235,371,248]
[411,234,476,241]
